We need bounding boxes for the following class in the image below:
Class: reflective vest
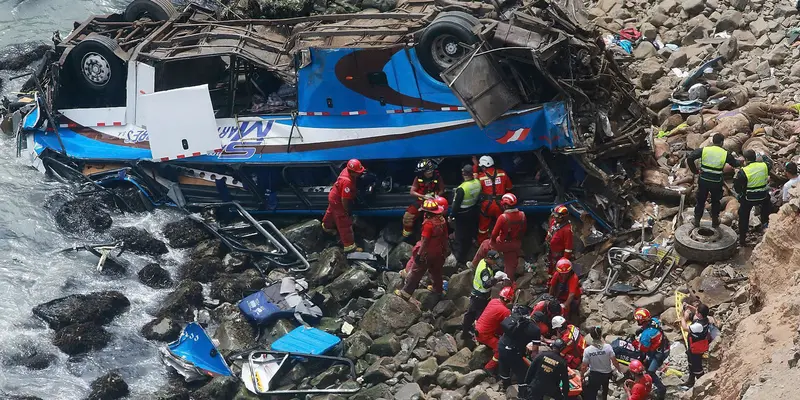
[458,179,481,209]
[688,323,711,355]
[472,259,494,293]
[700,146,727,180]
[743,162,768,193]
[415,171,441,200]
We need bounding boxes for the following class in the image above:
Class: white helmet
[552,315,566,329]
[479,155,494,168]
[689,322,704,334]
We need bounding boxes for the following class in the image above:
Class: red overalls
[471,209,526,279]
[530,300,563,337]
[402,171,445,237]
[475,298,511,370]
[476,167,512,242]
[559,325,586,369]
[322,168,357,251]
[402,214,449,295]
[547,219,573,274]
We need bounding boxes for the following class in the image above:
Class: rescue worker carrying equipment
[531,296,564,337]
[471,193,526,281]
[520,338,571,400]
[462,250,508,339]
[734,150,773,246]
[548,258,582,319]
[633,308,668,400]
[450,164,481,263]
[682,303,714,387]
[322,159,366,253]
[403,159,445,238]
[687,133,740,227]
[546,205,573,275]
[624,359,653,400]
[397,198,450,302]
[475,286,514,371]
[498,306,542,388]
[473,155,513,243]
[549,315,586,370]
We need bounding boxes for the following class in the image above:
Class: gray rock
[440,348,472,373]
[433,300,456,317]
[639,59,665,90]
[649,10,668,27]
[457,370,488,389]
[364,357,395,384]
[394,382,423,400]
[446,269,473,300]
[682,25,709,46]
[729,0,747,11]
[603,296,635,321]
[756,60,771,78]
[648,85,673,110]
[259,319,294,345]
[312,364,351,387]
[468,345,494,370]
[138,263,173,289]
[428,334,458,363]
[327,267,371,303]
[634,294,666,316]
[211,303,256,354]
[633,41,658,60]
[53,323,111,355]
[716,10,743,31]
[761,77,780,93]
[318,317,344,334]
[178,257,224,283]
[774,3,799,18]
[790,61,800,77]
[86,371,129,400]
[719,36,738,61]
[54,197,113,234]
[193,376,239,400]
[156,280,204,321]
[412,289,441,311]
[141,317,181,342]
[309,247,348,285]
[350,383,392,400]
[640,22,658,41]
[281,219,325,253]
[441,391,464,400]
[766,47,789,66]
[33,291,130,331]
[109,226,168,257]
[371,334,401,356]
[162,218,211,248]
[191,239,226,259]
[411,357,438,385]
[345,330,373,359]
[360,294,422,338]
[209,270,263,304]
[749,17,769,38]
[388,242,413,271]
[681,0,705,16]
[222,252,252,273]
[407,322,434,339]
[437,370,459,388]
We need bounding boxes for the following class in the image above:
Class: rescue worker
[396,199,449,303]
[581,326,621,400]
[548,258,582,320]
[633,308,668,400]
[471,193,526,280]
[402,159,445,238]
[782,161,799,202]
[531,296,564,337]
[498,309,542,388]
[473,155,513,243]
[681,303,714,387]
[687,133,740,227]
[547,315,586,370]
[461,250,509,340]
[521,338,570,400]
[450,165,481,264]
[734,150,773,246]
[322,159,365,253]
[475,286,514,372]
[546,205,573,275]
[624,359,653,400]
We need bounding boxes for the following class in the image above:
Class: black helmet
[487,250,501,260]
[415,159,435,173]
[551,338,566,352]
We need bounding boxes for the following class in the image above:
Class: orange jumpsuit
[322,168,357,251]
[475,166,513,242]
[547,219,573,274]
[471,209,526,279]
[402,171,444,237]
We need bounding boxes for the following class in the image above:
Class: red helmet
[421,198,444,214]
[553,204,568,217]
[346,159,365,174]
[435,196,449,211]
[499,286,515,302]
[634,308,651,325]
[501,193,518,207]
[555,258,572,274]
[629,359,645,374]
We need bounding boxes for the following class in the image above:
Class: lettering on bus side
[218,120,275,160]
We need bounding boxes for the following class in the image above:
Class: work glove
[494,271,509,281]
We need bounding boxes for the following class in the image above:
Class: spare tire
[70,35,127,96]
[417,14,480,81]
[674,223,738,263]
[124,0,177,22]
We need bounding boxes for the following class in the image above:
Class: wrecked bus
[1,0,649,229]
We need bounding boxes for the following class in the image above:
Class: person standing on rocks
[402,159,445,239]
[546,205,573,275]
[580,326,621,400]
[474,286,514,373]
[470,193,526,281]
[322,158,365,253]
[520,338,570,400]
[682,302,715,387]
[396,198,449,304]
[461,250,508,340]
[633,308,668,400]
[687,133,740,227]
[548,258,581,320]
[782,161,799,203]
[473,155,513,243]
[734,150,773,246]
[450,164,481,264]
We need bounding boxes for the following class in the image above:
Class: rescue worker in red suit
[624,359,653,400]
[472,155,513,243]
[402,159,445,238]
[530,297,564,337]
[475,286,514,372]
[471,193,526,281]
[322,159,365,253]
[400,196,451,284]
[548,258,582,320]
[546,205,573,275]
[396,198,449,303]
[546,315,586,370]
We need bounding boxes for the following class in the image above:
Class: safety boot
[712,217,720,228]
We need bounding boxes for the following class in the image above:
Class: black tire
[435,10,481,26]
[70,35,126,94]
[124,0,177,22]
[417,16,480,81]
[674,222,738,262]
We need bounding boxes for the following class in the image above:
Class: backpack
[501,305,533,337]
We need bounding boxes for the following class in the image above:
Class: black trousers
[687,351,704,383]
[694,179,723,223]
[462,293,490,333]
[738,195,771,244]
[453,208,479,263]
[498,344,529,386]
[583,371,612,400]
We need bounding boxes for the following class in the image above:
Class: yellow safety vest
[700,146,727,180]
[458,179,481,209]
[743,162,768,193]
[472,259,494,293]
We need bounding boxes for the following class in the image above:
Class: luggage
[271,326,341,355]
[238,280,322,326]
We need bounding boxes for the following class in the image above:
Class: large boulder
[326,267,371,303]
[634,294,666,317]
[359,294,422,338]
[52,323,111,355]
[155,280,204,321]
[178,257,224,283]
[86,371,129,400]
[370,334,401,356]
[412,357,439,385]
[716,10,744,32]
[387,242,413,271]
[212,303,257,354]
[138,263,173,289]
[281,219,325,253]
[308,247,348,285]
[109,226,168,257]
[446,269,473,300]
[193,376,239,400]
[33,291,130,330]
[141,317,181,342]
[439,347,472,373]
[54,197,113,234]
[162,218,211,248]
[209,270,264,304]
[602,296,635,322]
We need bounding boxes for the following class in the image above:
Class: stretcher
[676,290,717,359]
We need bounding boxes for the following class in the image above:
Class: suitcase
[239,290,283,325]
[271,326,341,355]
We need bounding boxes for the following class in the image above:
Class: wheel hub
[444,41,459,55]
[81,52,111,86]
[690,226,720,243]
[431,34,463,69]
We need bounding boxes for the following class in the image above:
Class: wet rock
[1,346,57,370]
[446,269,472,300]
[327,267,371,303]
[156,280,204,321]
[54,197,113,234]
[412,357,438,385]
[178,257,224,283]
[370,334,401,356]
[141,317,181,342]
[408,322,434,339]
[33,291,130,331]
[259,319,295,345]
[603,296,635,321]
[209,269,264,304]
[363,357,394,384]
[86,371,129,400]
[338,297,375,320]
[360,294,422,338]
[468,345,493,370]
[222,252,252,273]
[212,303,256,354]
[311,364,351,387]
[109,226,168,257]
[193,376,239,400]
[387,242,413,271]
[0,42,51,70]
[345,331,373,359]
[281,219,325,253]
[0,394,44,400]
[440,347,472,373]
[309,247,348,285]
[162,218,211,248]
[395,382,423,400]
[191,239,226,259]
[53,323,111,355]
[138,263,173,289]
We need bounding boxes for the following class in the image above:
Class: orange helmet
[553,204,568,217]
[421,198,444,214]
[634,308,651,325]
[555,258,572,274]
[499,286,515,302]
[346,159,365,174]
[629,359,645,374]
[501,193,518,207]
[435,196,449,212]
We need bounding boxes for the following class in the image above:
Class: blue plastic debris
[271,326,341,355]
